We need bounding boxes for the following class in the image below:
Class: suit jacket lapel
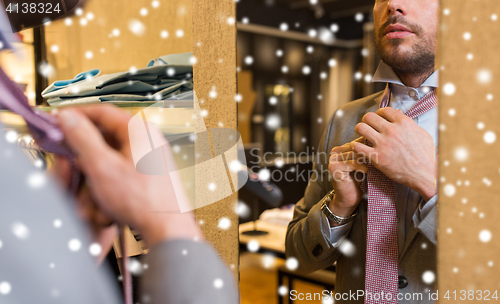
[399,225,419,262]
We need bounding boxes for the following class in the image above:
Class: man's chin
[381,43,415,59]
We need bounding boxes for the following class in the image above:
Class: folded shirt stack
[42,52,194,106]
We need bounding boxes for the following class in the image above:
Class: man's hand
[353,107,437,201]
[327,138,367,226]
[56,105,203,248]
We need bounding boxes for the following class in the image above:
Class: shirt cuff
[320,212,352,246]
[419,194,437,221]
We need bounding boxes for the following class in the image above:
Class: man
[0,105,238,304]
[0,5,237,303]
[286,0,439,303]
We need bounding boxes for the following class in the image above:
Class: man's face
[373,0,439,75]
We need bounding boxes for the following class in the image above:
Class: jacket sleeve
[141,240,238,304]
[285,116,352,274]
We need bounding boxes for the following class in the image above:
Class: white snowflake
[443,83,456,95]
[266,115,281,130]
[484,131,496,144]
[247,240,260,252]
[5,130,17,143]
[53,219,62,228]
[262,254,276,268]
[129,19,146,36]
[213,278,224,289]
[422,270,435,284]
[477,69,492,84]
[479,229,492,243]
[12,222,30,239]
[482,178,492,186]
[278,285,288,296]
[218,217,231,230]
[244,56,253,65]
[286,257,299,270]
[338,239,356,257]
[128,258,143,275]
[443,184,456,197]
[258,168,271,181]
[68,238,82,252]
[89,243,102,256]
[235,201,250,218]
[302,66,311,75]
[454,147,468,161]
[0,282,11,295]
[328,59,337,67]
[269,96,278,105]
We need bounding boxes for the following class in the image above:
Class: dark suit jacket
[285,91,437,303]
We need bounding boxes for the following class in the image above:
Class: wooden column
[438,1,500,299]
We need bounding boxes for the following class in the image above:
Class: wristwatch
[320,190,357,225]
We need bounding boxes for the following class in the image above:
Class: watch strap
[321,190,357,225]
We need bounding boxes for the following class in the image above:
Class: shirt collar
[372,61,439,88]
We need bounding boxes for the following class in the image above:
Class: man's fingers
[331,137,366,155]
[329,160,367,175]
[331,142,354,154]
[330,151,366,163]
[362,112,390,133]
[72,105,131,140]
[58,109,117,172]
[352,141,378,164]
[69,105,133,155]
[355,122,380,145]
[375,107,404,123]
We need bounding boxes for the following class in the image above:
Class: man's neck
[393,69,435,88]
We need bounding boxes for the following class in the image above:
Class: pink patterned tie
[364,86,437,303]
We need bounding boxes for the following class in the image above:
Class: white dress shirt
[322,61,439,254]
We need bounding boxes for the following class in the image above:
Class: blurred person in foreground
[286,0,439,303]
[0,105,237,304]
